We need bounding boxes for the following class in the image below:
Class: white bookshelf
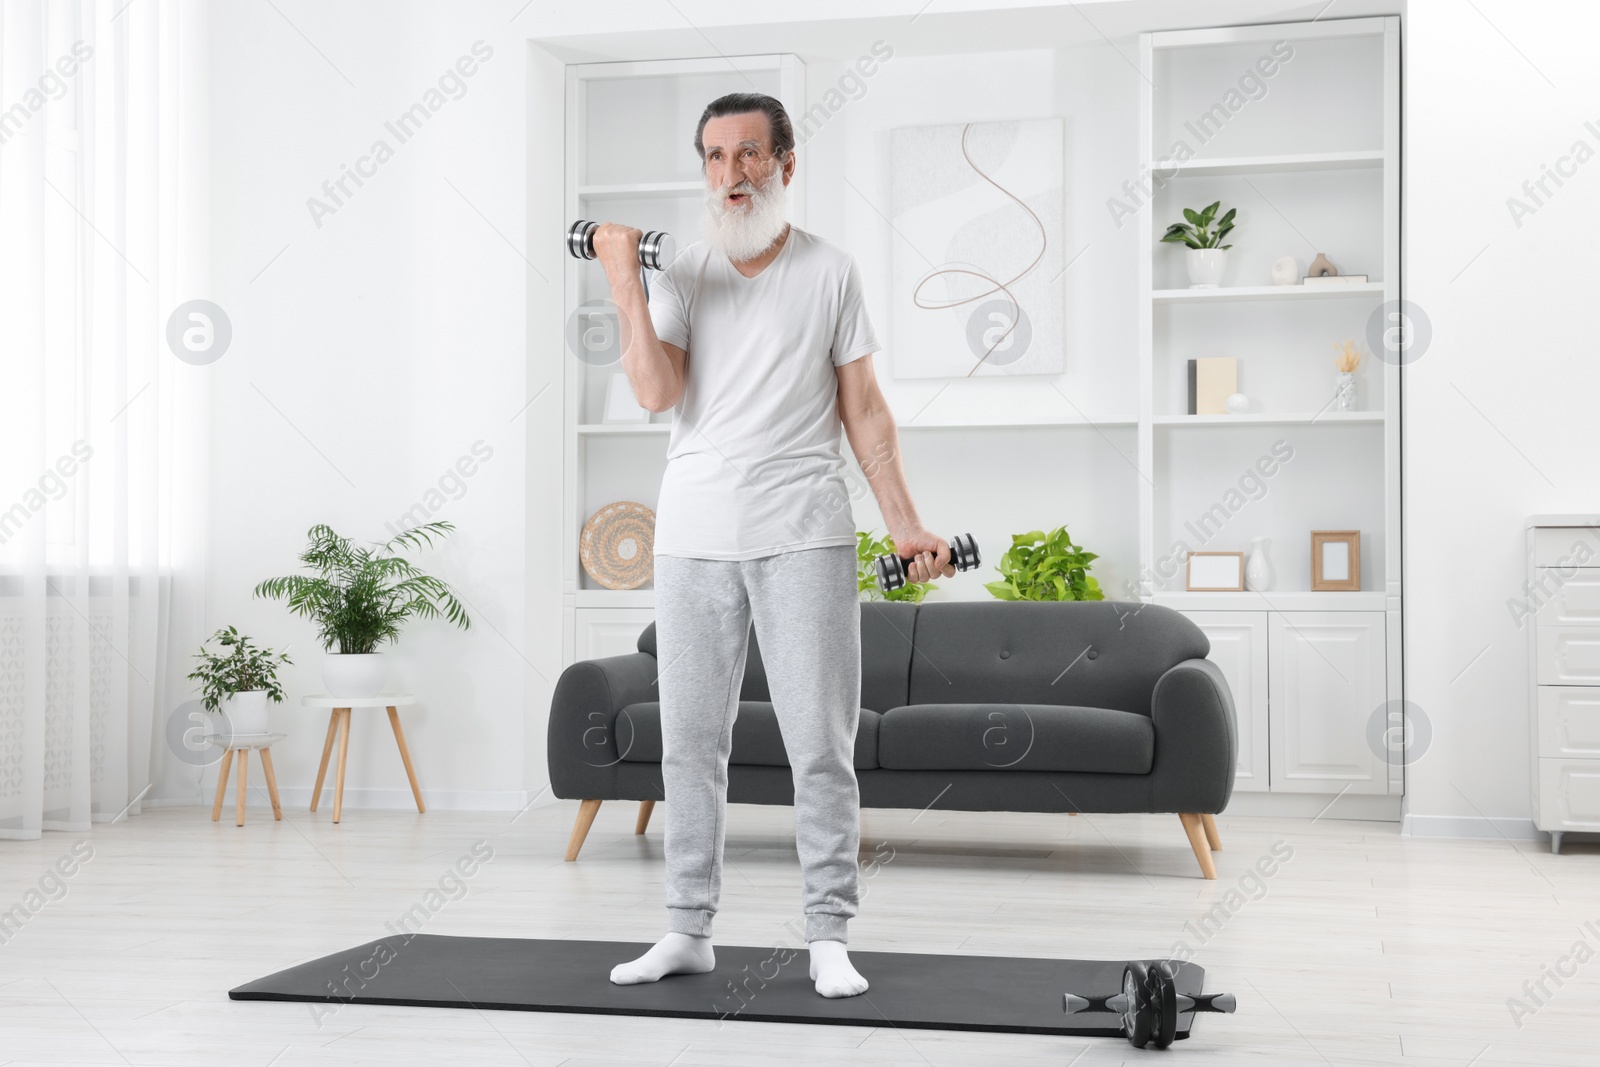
[1138,17,1402,799]
[561,54,806,661]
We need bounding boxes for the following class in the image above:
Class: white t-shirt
[646,224,879,561]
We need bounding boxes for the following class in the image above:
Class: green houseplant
[984,525,1105,602]
[187,626,291,735]
[254,521,470,696]
[856,530,938,603]
[1160,199,1237,288]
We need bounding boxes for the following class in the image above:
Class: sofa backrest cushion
[634,599,917,712]
[906,601,1208,716]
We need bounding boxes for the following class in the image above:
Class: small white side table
[206,732,287,827]
[301,695,424,823]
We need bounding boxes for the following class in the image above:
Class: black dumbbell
[567,219,675,271]
[1062,959,1236,1049]
[875,532,980,594]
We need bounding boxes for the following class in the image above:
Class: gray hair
[693,92,794,167]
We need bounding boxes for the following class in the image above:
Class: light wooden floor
[1,798,1597,1066]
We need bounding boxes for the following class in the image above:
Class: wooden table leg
[333,708,351,824]
[260,747,283,821]
[235,748,249,827]
[311,709,340,813]
[387,706,426,814]
[211,749,235,822]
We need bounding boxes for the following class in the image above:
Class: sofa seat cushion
[615,702,881,770]
[877,703,1154,774]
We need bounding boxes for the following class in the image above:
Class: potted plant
[1160,200,1236,288]
[187,626,291,736]
[984,525,1105,602]
[254,521,470,696]
[856,530,940,603]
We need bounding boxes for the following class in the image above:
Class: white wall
[1401,0,1600,835]
[205,1,536,807]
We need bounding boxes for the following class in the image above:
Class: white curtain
[0,0,209,840]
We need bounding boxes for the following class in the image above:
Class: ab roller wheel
[1062,959,1236,1050]
[874,532,980,594]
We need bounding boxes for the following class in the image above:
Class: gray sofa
[547,599,1236,877]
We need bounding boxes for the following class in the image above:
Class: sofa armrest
[1148,657,1238,814]
[547,651,659,799]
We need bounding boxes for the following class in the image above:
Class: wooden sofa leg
[565,799,603,861]
[1201,813,1221,851]
[635,799,655,835]
[1179,813,1218,879]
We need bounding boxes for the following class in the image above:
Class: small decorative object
[983,525,1104,602]
[1333,339,1361,411]
[187,626,292,736]
[1186,551,1245,592]
[1161,200,1236,289]
[255,522,470,696]
[1187,357,1239,415]
[1304,272,1369,286]
[580,501,655,590]
[603,371,652,424]
[1226,392,1250,415]
[1311,530,1361,591]
[1270,256,1298,286]
[1305,252,1338,278]
[1245,537,1272,591]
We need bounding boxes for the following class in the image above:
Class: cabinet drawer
[1536,627,1600,685]
[1532,527,1600,567]
[1538,758,1600,831]
[1537,687,1600,757]
[1534,570,1600,626]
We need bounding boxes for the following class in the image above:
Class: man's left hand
[892,528,954,584]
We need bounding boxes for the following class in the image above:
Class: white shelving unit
[1138,17,1402,800]
[561,55,806,663]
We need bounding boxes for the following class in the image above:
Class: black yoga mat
[230,934,1207,1038]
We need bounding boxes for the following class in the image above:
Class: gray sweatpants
[654,544,862,944]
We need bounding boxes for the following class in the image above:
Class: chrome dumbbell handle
[875,532,980,593]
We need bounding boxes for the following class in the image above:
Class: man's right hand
[592,222,643,289]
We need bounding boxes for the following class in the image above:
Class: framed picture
[1186,551,1245,591]
[1311,530,1361,591]
[602,371,651,424]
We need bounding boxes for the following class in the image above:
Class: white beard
[700,165,789,264]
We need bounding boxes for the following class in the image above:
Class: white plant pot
[1186,248,1228,288]
[323,653,388,697]
[220,690,271,737]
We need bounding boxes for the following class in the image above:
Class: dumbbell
[1062,960,1236,1050]
[875,532,980,594]
[566,220,676,271]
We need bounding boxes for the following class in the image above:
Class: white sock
[609,931,715,985]
[808,939,868,998]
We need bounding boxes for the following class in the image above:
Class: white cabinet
[1527,518,1600,853]
[1182,608,1391,796]
[574,607,656,664]
[1268,611,1389,795]
[1183,612,1270,792]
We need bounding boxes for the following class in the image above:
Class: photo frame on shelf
[1186,551,1245,592]
[1311,530,1361,591]
[602,371,651,424]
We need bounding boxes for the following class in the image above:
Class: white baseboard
[1220,791,1402,821]
[1401,813,1543,840]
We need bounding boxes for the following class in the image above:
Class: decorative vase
[1245,537,1272,592]
[1226,392,1249,414]
[1186,248,1228,288]
[219,690,270,737]
[1335,370,1356,411]
[323,652,388,697]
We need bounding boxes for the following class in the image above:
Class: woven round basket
[579,500,656,590]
